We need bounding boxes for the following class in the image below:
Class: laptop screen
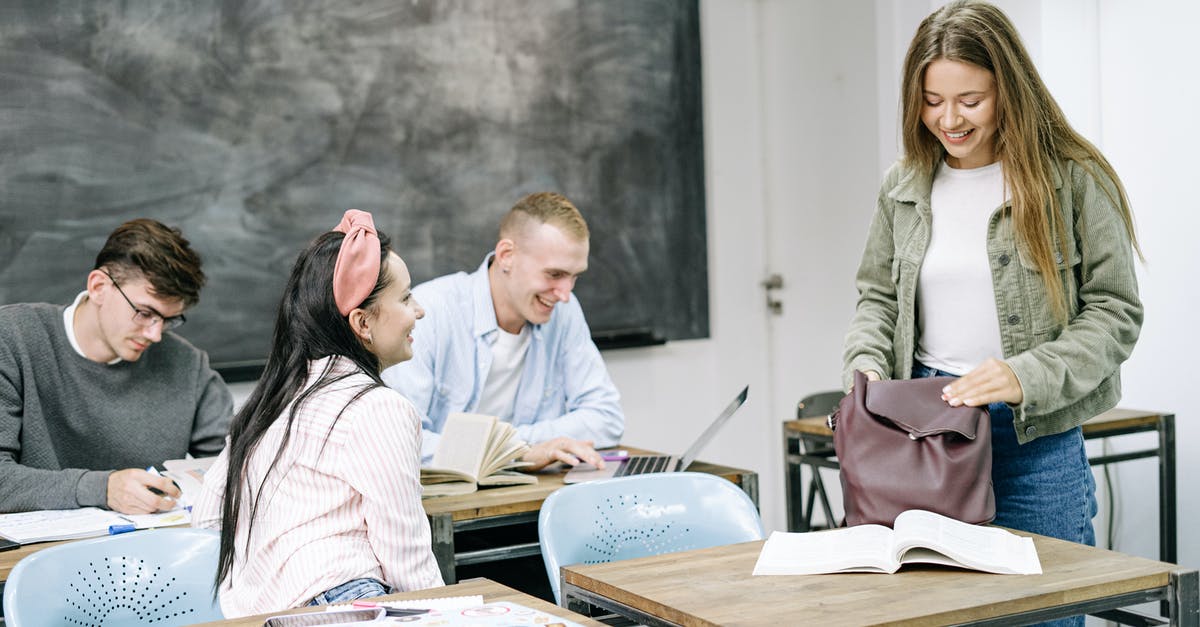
[678,385,749,470]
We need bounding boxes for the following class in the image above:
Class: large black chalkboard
[0,0,708,373]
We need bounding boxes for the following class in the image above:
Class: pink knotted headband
[331,209,381,316]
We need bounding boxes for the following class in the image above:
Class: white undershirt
[475,325,531,420]
[63,291,121,364]
[914,160,1006,375]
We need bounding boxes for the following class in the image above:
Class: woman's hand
[941,358,1023,407]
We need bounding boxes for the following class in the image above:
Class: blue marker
[108,524,136,535]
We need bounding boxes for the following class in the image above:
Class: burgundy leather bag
[830,370,995,527]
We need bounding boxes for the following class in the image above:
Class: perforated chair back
[538,472,764,604]
[2,527,223,627]
[797,390,843,418]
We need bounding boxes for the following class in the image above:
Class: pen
[108,524,136,535]
[145,466,179,498]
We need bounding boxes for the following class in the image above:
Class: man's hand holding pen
[106,467,181,515]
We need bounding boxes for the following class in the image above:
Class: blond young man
[383,192,623,470]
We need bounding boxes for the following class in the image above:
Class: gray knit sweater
[0,302,233,512]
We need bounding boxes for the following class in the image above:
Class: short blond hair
[499,192,589,242]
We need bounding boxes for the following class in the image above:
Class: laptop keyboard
[614,455,673,477]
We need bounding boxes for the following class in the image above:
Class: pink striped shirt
[193,356,443,617]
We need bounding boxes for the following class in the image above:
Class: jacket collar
[887,157,1065,206]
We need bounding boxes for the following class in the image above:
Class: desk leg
[784,429,802,531]
[739,472,760,511]
[1171,569,1198,627]
[1161,414,1178,565]
[428,513,456,584]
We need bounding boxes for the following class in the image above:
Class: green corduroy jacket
[843,158,1143,444]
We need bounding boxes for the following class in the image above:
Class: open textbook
[0,507,190,544]
[420,412,534,497]
[753,509,1042,576]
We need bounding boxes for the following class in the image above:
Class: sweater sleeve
[0,328,109,512]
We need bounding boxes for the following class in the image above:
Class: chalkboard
[0,0,707,374]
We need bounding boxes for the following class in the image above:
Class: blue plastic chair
[538,472,765,604]
[2,527,223,627]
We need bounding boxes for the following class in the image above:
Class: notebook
[563,385,748,484]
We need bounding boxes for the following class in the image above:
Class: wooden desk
[424,449,758,583]
[0,452,756,586]
[190,577,606,627]
[561,536,1199,626]
[784,407,1178,563]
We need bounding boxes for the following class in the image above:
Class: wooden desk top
[1,451,754,580]
[785,407,1167,439]
[190,577,606,627]
[562,534,1185,626]
[422,447,754,522]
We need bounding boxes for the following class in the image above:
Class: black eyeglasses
[101,270,187,331]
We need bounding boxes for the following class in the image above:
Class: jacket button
[1055,251,1064,264]
[998,253,1011,266]
[1007,314,1021,325]
[1027,401,1037,410]
[1025,425,1038,437]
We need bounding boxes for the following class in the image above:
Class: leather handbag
[830,370,994,527]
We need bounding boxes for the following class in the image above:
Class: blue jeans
[307,578,393,606]
[912,363,1097,627]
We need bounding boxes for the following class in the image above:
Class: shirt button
[1025,425,1038,437]
[1007,314,1021,325]
[998,253,1011,266]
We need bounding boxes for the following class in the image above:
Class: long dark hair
[215,229,393,589]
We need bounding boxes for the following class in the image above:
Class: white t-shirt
[475,324,532,420]
[914,160,1007,375]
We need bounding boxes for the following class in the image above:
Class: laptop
[563,385,749,484]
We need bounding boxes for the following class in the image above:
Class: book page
[0,508,129,543]
[163,456,216,508]
[326,600,587,626]
[478,422,530,477]
[428,412,497,479]
[892,510,1042,575]
[753,526,899,575]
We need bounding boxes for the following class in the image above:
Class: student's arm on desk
[0,376,112,512]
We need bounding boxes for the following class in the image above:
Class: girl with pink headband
[194,210,443,616]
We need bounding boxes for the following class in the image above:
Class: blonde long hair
[900,0,1141,320]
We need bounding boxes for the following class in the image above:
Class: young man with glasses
[0,219,233,514]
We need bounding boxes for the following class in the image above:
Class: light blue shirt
[382,255,624,463]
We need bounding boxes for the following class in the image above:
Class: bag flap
[863,376,986,439]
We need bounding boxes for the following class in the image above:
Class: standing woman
[194,210,443,617]
[844,0,1142,566]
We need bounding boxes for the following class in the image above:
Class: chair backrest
[797,390,843,418]
[538,472,764,604]
[3,528,224,627]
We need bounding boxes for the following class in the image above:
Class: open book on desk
[420,412,534,498]
[0,507,190,545]
[753,509,1042,576]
